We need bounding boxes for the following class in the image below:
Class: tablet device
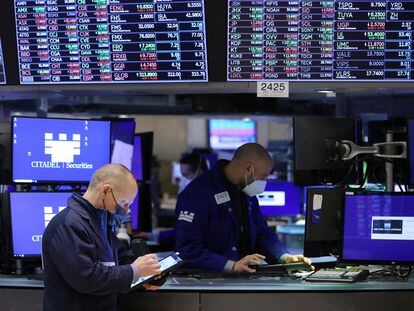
[250,262,312,273]
[130,252,183,288]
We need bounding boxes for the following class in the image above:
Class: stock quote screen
[14,0,208,84]
[0,39,5,84]
[228,0,414,81]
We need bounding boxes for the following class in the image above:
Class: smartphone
[130,252,183,288]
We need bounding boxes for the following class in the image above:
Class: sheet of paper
[111,139,134,170]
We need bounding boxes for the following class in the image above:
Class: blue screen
[110,119,136,152]
[10,192,73,257]
[343,193,414,263]
[12,117,110,183]
[209,119,256,150]
[130,187,140,231]
[257,181,302,216]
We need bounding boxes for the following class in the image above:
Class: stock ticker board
[227,0,414,81]
[14,0,208,84]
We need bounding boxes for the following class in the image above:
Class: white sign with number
[256,82,289,98]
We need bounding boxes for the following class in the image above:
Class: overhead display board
[228,0,414,81]
[14,0,208,84]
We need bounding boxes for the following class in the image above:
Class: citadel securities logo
[31,205,66,242]
[29,132,93,169]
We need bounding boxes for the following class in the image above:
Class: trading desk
[1,274,414,311]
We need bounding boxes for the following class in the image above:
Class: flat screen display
[131,135,143,181]
[131,133,153,181]
[343,192,414,264]
[257,181,302,216]
[228,0,414,81]
[130,187,140,231]
[14,0,208,83]
[0,39,5,84]
[12,117,110,184]
[10,192,72,257]
[209,119,256,150]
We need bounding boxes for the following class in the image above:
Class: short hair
[89,164,136,191]
[180,152,208,174]
[232,143,272,162]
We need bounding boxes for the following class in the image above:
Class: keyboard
[304,268,369,283]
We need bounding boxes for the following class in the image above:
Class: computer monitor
[130,188,140,231]
[342,192,414,265]
[131,132,154,181]
[12,117,111,184]
[171,161,183,184]
[407,119,414,185]
[366,118,408,185]
[110,119,136,149]
[109,119,136,169]
[10,192,72,257]
[257,181,301,217]
[294,117,358,186]
[304,187,345,257]
[135,183,152,232]
[208,119,256,150]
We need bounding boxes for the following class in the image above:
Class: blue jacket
[175,162,288,272]
[42,194,133,311]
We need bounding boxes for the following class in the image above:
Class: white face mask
[242,166,267,197]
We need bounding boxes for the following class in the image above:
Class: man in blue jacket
[42,164,161,311]
[176,143,311,272]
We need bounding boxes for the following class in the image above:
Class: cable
[369,266,412,281]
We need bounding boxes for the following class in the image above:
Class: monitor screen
[209,119,256,150]
[12,117,111,184]
[10,192,72,257]
[227,1,414,81]
[0,38,5,84]
[131,135,143,181]
[14,0,208,84]
[110,119,136,169]
[257,181,301,216]
[294,117,357,186]
[304,186,344,257]
[342,192,414,264]
[131,133,153,181]
[110,119,136,151]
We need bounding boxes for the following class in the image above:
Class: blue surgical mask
[112,204,131,226]
[109,189,131,226]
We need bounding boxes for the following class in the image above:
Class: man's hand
[281,254,314,269]
[132,254,161,278]
[233,254,266,273]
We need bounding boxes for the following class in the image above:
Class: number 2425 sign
[257,82,289,98]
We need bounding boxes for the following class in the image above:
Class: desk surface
[1,275,413,292]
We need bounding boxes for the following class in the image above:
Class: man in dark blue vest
[42,164,161,311]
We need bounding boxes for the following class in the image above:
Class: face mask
[111,204,131,226]
[242,166,267,197]
[109,189,131,226]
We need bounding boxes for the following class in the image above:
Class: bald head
[89,164,136,192]
[224,143,274,187]
[84,164,138,213]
